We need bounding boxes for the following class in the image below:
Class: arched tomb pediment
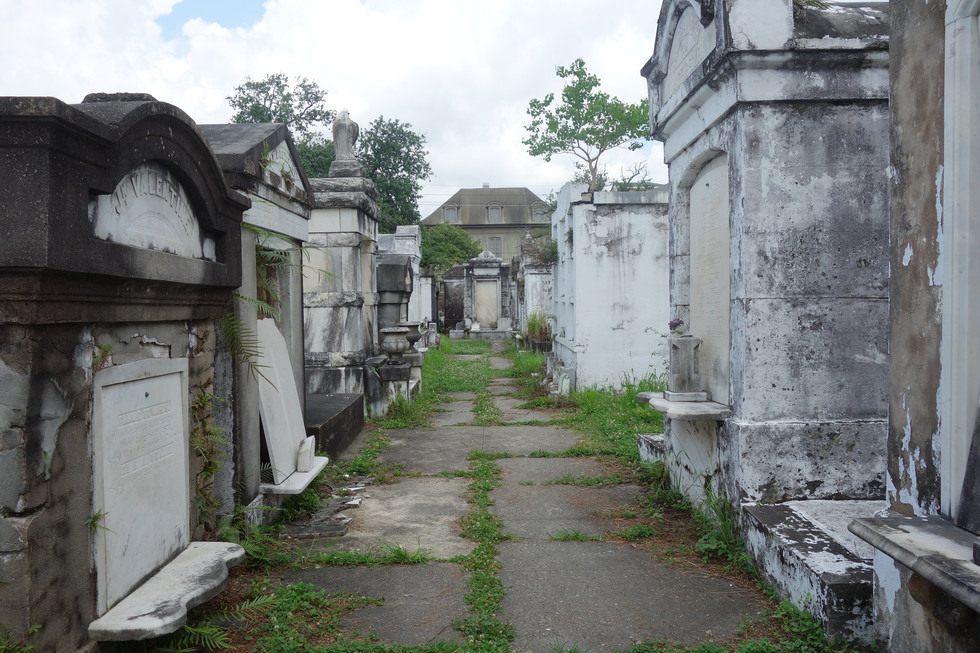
[642,0,720,113]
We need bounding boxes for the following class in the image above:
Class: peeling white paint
[902,244,913,267]
[874,549,901,617]
[37,380,69,479]
[74,327,95,383]
[929,164,944,287]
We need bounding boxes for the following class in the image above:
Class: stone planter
[380,326,410,364]
[399,321,423,353]
[530,338,552,354]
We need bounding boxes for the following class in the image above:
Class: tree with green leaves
[228,73,333,140]
[523,58,650,191]
[357,116,433,233]
[229,73,336,177]
[295,137,335,178]
[420,223,481,275]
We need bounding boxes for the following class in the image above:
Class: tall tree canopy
[523,58,649,191]
[228,73,333,140]
[420,223,481,275]
[357,116,433,233]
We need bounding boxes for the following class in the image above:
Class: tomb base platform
[88,542,244,641]
[742,500,879,646]
[305,393,364,459]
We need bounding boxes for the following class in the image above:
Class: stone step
[741,500,880,646]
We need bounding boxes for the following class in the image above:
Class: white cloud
[0,0,667,212]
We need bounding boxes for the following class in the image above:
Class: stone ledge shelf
[89,541,245,641]
[259,455,329,495]
[637,391,732,421]
[849,516,980,613]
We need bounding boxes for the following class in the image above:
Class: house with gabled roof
[421,184,551,263]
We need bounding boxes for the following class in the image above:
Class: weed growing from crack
[467,451,514,462]
[455,455,514,651]
[542,473,625,487]
[550,530,602,542]
[473,392,501,426]
[303,544,431,567]
[528,445,598,458]
[615,523,656,541]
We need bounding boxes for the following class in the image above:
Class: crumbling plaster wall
[665,101,889,504]
[0,319,221,651]
[870,2,959,651]
[571,198,669,388]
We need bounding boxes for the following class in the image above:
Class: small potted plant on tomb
[526,311,552,353]
[666,319,707,401]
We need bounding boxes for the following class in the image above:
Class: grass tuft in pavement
[302,544,431,567]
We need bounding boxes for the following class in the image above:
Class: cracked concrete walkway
[300,353,766,651]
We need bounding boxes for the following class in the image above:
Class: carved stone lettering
[91,162,216,261]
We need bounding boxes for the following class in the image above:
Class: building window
[489,237,502,258]
[487,205,502,224]
[444,206,459,223]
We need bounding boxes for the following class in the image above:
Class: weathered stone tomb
[0,94,247,648]
[642,0,890,642]
[551,183,670,390]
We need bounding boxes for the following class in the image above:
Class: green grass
[443,339,493,356]
[303,544,431,567]
[421,346,494,394]
[543,473,625,487]
[455,456,514,651]
[550,530,602,542]
[339,429,392,476]
[377,392,439,429]
[558,378,665,463]
[609,509,638,519]
[616,523,656,541]
[527,445,598,458]
[0,626,38,653]
[473,392,501,426]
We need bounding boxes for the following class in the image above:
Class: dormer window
[487,204,502,224]
[444,206,459,223]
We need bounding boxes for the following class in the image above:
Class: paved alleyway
[282,345,767,652]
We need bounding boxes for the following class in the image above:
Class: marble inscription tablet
[93,358,190,613]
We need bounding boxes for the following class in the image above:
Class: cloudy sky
[1,0,667,216]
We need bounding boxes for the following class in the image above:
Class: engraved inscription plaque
[90,162,216,261]
[92,358,190,613]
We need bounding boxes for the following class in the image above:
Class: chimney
[482,182,490,188]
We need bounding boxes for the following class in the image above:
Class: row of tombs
[541,1,980,652]
[0,94,439,648]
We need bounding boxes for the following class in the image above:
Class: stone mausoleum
[642,0,890,643]
[0,94,247,649]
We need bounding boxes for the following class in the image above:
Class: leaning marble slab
[255,319,328,493]
[88,542,244,641]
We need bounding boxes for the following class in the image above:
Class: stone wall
[552,185,669,389]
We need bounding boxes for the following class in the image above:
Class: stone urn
[399,321,423,353]
[667,335,707,401]
[380,326,410,364]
